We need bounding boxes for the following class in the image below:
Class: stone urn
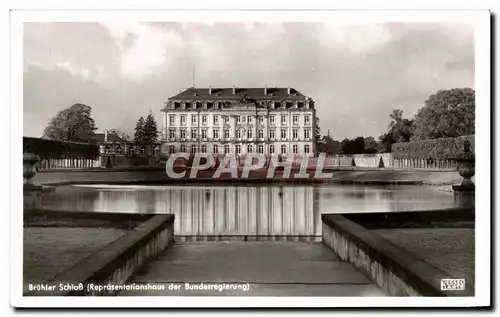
[452,140,475,192]
[23,152,40,186]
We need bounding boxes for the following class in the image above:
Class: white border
[10,9,491,308]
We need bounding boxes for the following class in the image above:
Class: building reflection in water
[41,184,468,238]
[160,186,319,237]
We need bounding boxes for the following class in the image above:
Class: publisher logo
[441,279,465,291]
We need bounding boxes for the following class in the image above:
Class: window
[213,144,219,154]
[236,144,241,154]
[305,115,311,125]
[258,144,264,153]
[213,115,219,124]
[247,144,253,153]
[292,128,298,139]
[116,146,122,155]
[181,144,186,152]
[169,115,175,125]
[128,147,135,154]
[202,115,207,124]
[237,116,241,123]
[269,129,275,139]
[213,129,219,139]
[224,129,230,139]
[281,129,287,139]
[191,128,197,139]
[258,129,264,139]
[304,144,310,153]
[224,144,230,154]
[168,145,174,154]
[247,116,253,123]
[281,115,286,124]
[224,115,230,123]
[201,144,207,153]
[258,116,264,124]
[304,129,310,139]
[191,115,197,124]
[169,129,175,139]
[202,129,208,139]
[293,144,298,154]
[236,129,241,139]
[191,145,197,153]
[180,129,186,139]
[270,115,275,124]
[293,115,299,125]
[214,102,219,109]
[281,144,286,154]
[247,130,252,139]
[180,115,186,125]
[269,144,275,154]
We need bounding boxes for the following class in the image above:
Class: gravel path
[373,228,475,288]
[23,227,126,284]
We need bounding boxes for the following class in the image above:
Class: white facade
[161,88,316,156]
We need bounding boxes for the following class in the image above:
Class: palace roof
[168,87,309,101]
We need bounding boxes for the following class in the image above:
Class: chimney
[287,87,291,94]
[233,86,236,94]
[209,86,212,94]
[104,129,108,143]
[264,86,267,95]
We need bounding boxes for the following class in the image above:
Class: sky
[23,21,474,140]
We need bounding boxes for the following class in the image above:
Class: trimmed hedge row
[391,135,475,159]
[23,137,99,159]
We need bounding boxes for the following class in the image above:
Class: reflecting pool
[41,184,470,238]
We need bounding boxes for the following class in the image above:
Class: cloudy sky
[23,21,474,140]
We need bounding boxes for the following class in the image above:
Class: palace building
[160,87,316,156]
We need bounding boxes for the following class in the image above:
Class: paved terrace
[120,241,385,296]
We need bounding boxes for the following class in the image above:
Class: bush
[23,137,99,159]
[391,135,474,159]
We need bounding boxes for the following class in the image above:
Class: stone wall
[30,214,175,296]
[321,214,473,296]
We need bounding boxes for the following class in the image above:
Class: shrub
[391,135,474,159]
[23,137,99,159]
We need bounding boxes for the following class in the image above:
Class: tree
[317,135,342,154]
[313,114,321,149]
[411,88,475,141]
[134,116,145,144]
[388,109,414,142]
[341,137,365,154]
[143,113,159,144]
[378,109,414,152]
[378,132,395,153]
[363,136,379,154]
[43,103,97,142]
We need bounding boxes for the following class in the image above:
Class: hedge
[391,135,475,159]
[23,137,100,159]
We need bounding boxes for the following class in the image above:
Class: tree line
[315,88,475,154]
[42,104,159,145]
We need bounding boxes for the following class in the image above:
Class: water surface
[42,184,468,237]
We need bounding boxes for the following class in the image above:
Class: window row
[167,100,310,110]
[168,128,312,140]
[168,114,312,126]
[168,144,311,154]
